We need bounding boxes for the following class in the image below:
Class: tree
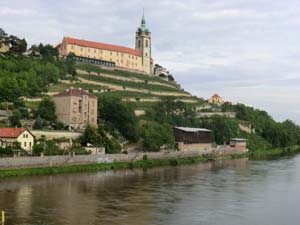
[36,97,57,123]
[9,110,22,127]
[140,122,175,151]
[79,124,103,146]
[98,97,139,142]
[7,35,27,54]
[79,125,121,154]
[38,44,59,62]
[65,53,77,76]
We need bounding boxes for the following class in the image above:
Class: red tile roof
[54,88,97,99]
[63,37,142,57]
[212,93,221,98]
[0,128,27,138]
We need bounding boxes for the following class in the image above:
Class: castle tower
[135,13,152,74]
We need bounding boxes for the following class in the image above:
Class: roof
[54,88,97,99]
[174,127,212,133]
[0,128,27,138]
[212,93,221,98]
[63,37,142,57]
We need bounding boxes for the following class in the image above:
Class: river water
[1,155,300,225]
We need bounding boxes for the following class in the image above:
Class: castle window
[145,53,148,57]
[145,40,149,47]
[138,40,141,48]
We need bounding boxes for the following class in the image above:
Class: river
[1,155,300,225]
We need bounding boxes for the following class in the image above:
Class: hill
[0,30,299,154]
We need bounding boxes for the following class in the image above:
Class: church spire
[137,10,149,33]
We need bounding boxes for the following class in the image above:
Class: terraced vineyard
[47,64,204,110]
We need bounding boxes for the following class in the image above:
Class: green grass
[77,64,179,87]
[0,157,211,178]
[48,82,107,92]
[24,101,40,109]
[249,146,300,160]
[78,74,186,93]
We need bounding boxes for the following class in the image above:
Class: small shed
[230,138,247,151]
[173,127,213,151]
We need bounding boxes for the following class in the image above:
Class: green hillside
[48,64,203,110]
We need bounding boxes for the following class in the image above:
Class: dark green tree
[98,97,139,142]
[36,97,57,123]
[9,110,22,127]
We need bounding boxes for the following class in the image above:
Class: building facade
[0,128,35,152]
[53,88,98,129]
[57,15,153,74]
[208,93,224,105]
[174,127,213,151]
[0,42,9,53]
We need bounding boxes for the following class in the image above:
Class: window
[138,40,141,48]
[110,52,112,55]
[145,40,149,47]
[71,46,74,49]
[29,142,32,147]
[81,48,83,51]
[88,48,90,52]
[24,142,27,147]
[145,53,148,57]
[94,49,96,53]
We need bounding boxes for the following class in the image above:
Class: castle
[57,14,153,74]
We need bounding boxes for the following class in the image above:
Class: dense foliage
[98,97,139,142]
[79,124,121,154]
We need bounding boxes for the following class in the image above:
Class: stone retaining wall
[0,149,246,170]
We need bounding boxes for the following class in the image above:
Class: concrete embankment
[0,149,246,170]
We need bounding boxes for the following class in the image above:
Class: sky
[1,0,300,124]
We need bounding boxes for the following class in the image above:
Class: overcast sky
[1,0,300,124]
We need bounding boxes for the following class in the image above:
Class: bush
[143,154,148,160]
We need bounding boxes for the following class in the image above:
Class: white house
[0,128,35,153]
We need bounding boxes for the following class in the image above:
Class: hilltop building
[57,14,153,74]
[0,128,35,152]
[208,93,225,105]
[53,88,98,129]
[0,41,9,53]
[174,127,213,151]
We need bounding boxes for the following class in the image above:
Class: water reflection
[0,157,300,225]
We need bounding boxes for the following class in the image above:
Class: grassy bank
[249,145,300,160]
[0,156,211,178]
[1,147,299,178]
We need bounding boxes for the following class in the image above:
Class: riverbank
[0,151,249,178]
[0,146,299,178]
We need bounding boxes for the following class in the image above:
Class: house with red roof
[208,93,225,105]
[0,128,34,152]
[57,14,153,74]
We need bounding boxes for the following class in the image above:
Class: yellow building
[57,14,153,74]
[53,88,98,129]
[0,41,9,53]
[0,128,35,152]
